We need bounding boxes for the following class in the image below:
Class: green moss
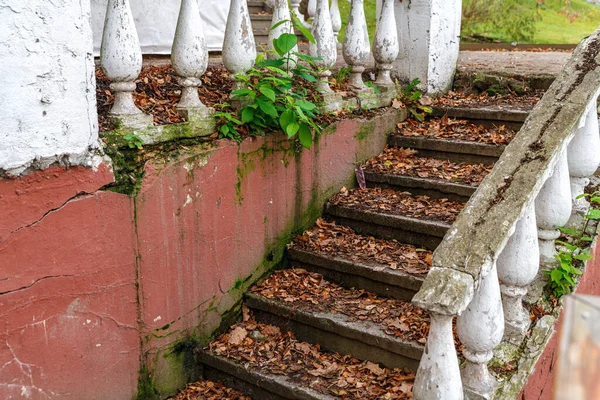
[136,365,159,400]
[355,120,376,141]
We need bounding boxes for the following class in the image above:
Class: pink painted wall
[0,111,399,399]
[520,240,600,399]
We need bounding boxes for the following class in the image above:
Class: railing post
[290,0,305,26]
[223,0,257,107]
[171,0,213,120]
[497,205,539,344]
[100,0,152,128]
[330,0,342,49]
[413,313,464,400]
[568,95,600,213]
[373,0,398,88]
[309,0,337,95]
[535,150,573,264]
[307,0,317,21]
[268,0,298,64]
[457,263,504,399]
[343,0,370,93]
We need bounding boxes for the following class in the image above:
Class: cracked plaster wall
[393,0,462,95]
[0,0,100,176]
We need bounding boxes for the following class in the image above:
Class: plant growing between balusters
[546,191,600,297]
[216,16,323,149]
[395,78,433,122]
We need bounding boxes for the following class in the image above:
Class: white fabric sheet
[91,0,230,55]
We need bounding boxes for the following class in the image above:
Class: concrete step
[246,293,425,371]
[200,350,335,400]
[286,247,424,301]
[248,0,269,13]
[324,202,454,250]
[431,105,529,131]
[388,135,505,165]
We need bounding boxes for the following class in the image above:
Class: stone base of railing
[109,112,154,130]
[103,116,216,148]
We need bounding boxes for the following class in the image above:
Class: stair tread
[288,218,431,278]
[250,269,430,347]
[393,117,515,146]
[327,187,463,225]
[432,90,542,114]
[363,146,493,187]
[202,317,416,399]
[168,377,249,399]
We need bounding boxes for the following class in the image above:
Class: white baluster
[268,0,299,66]
[330,0,342,49]
[343,0,370,93]
[308,0,317,21]
[223,0,257,105]
[373,0,398,88]
[376,0,383,19]
[413,313,463,400]
[100,0,152,128]
[457,263,504,399]
[535,150,573,265]
[310,0,337,94]
[171,0,212,120]
[290,0,306,26]
[568,97,600,213]
[497,205,539,344]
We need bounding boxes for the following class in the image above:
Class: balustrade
[268,0,298,65]
[343,0,370,93]
[171,0,212,119]
[330,0,342,48]
[373,0,399,88]
[309,0,337,94]
[223,0,257,107]
[568,95,600,213]
[100,0,152,128]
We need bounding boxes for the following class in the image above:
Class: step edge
[388,135,506,158]
[363,170,477,197]
[246,294,425,360]
[432,105,530,122]
[325,203,451,236]
[199,350,335,400]
[286,247,425,291]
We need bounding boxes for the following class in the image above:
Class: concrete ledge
[246,294,424,370]
[432,106,529,130]
[287,248,424,301]
[324,203,450,250]
[199,351,334,400]
[388,135,504,165]
[364,171,476,202]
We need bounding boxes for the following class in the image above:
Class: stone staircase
[191,108,523,399]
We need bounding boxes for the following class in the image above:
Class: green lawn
[334,0,600,45]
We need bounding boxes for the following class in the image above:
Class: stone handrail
[413,29,600,399]
[99,0,398,131]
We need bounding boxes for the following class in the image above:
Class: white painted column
[101,0,153,127]
[223,0,257,103]
[413,313,463,400]
[376,0,383,19]
[330,0,342,48]
[535,151,573,264]
[290,0,305,26]
[343,0,370,92]
[309,0,337,94]
[457,263,504,399]
[373,0,398,88]
[307,0,317,21]
[568,97,600,213]
[497,205,539,344]
[171,0,212,119]
[268,0,299,65]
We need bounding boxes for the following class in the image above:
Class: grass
[334,0,600,45]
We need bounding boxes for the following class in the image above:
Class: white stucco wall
[393,0,462,95]
[90,0,230,54]
[0,0,100,176]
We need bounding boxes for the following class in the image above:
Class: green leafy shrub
[216,17,322,150]
[395,78,432,122]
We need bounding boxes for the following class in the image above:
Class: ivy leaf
[586,209,600,220]
[232,89,255,99]
[286,122,300,138]
[550,268,563,282]
[279,109,295,130]
[298,124,312,149]
[241,107,255,123]
[257,98,278,118]
[259,85,276,102]
[274,33,298,57]
[296,100,317,111]
[256,59,285,68]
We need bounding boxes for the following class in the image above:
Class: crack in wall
[0,275,76,296]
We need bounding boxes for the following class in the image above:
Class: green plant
[331,66,351,91]
[546,192,600,297]
[123,133,144,149]
[214,104,243,142]
[219,16,322,149]
[364,81,381,94]
[396,78,432,122]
